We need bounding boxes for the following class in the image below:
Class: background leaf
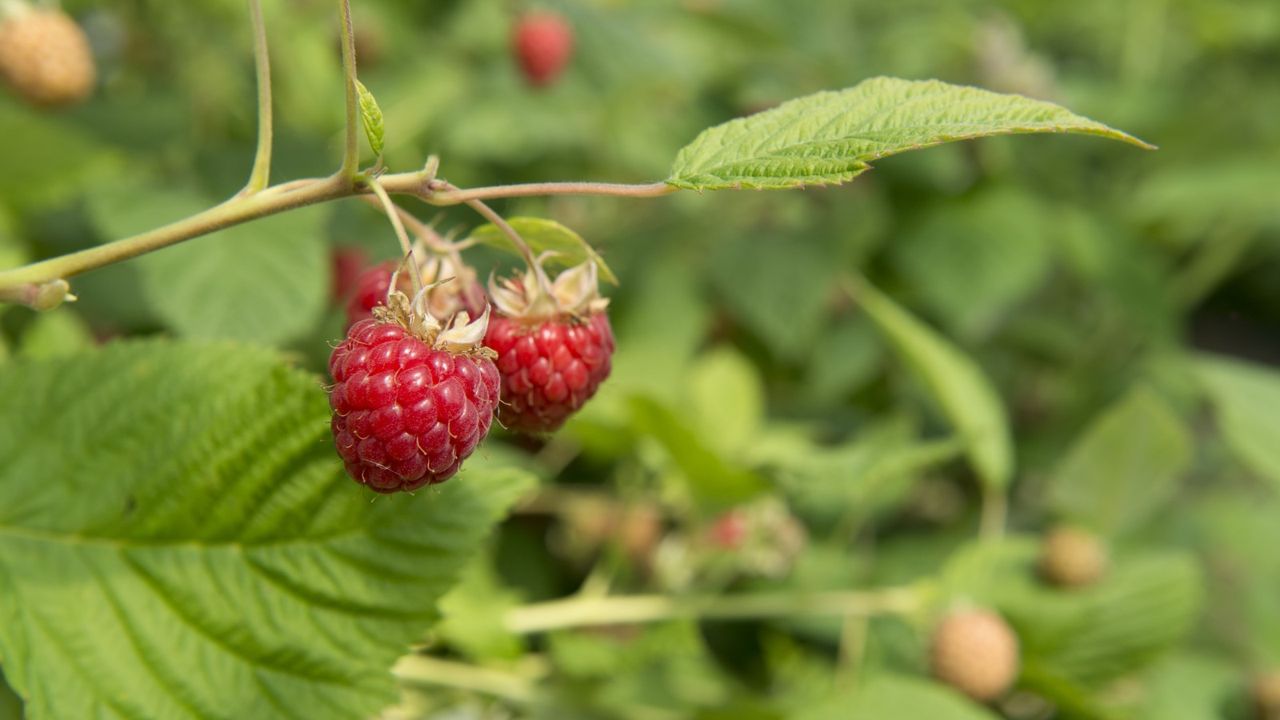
[852,277,1013,491]
[1196,355,1280,490]
[799,673,1000,720]
[91,186,329,345]
[467,217,618,283]
[0,342,533,720]
[666,77,1151,190]
[1046,387,1192,536]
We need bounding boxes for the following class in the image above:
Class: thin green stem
[393,655,536,703]
[504,586,922,635]
[979,485,1008,541]
[337,0,359,182]
[365,178,412,257]
[242,0,273,194]
[425,180,677,206]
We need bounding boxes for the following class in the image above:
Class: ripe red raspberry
[485,262,614,434]
[329,294,499,493]
[929,608,1020,702]
[345,253,486,328]
[347,261,395,326]
[707,510,749,550]
[331,246,370,306]
[512,11,573,88]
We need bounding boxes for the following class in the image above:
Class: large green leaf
[851,277,1013,491]
[91,186,329,345]
[629,395,769,510]
[466,217,618,284]
[799,673,1000,720]
[1196,355,1280,491]
[689,348,765,457]
[1046,387,1192,536]
[1037,555,1203,687]
[666,77,1151,190]
[0,342,533,720]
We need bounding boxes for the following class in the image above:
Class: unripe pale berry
[930,609,1020,702]
[1039,525,1108,588]
[1252,671,1280,720]
[0,7,95,107]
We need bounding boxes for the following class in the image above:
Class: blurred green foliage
[2,0,1280,718]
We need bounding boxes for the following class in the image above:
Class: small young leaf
[0,341,534,720]
[1196,354,1280,490]
[355,79,385,157]
[850,277,1013,491]
[467,217,618,283]
[1046,387,1192,536]
[667,77,1152,191]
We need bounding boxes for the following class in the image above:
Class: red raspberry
[328,313,500,493]
[707,510,750,550]
[346,261,394,326]
[332,246,371,305]
[513,11,573,88]
[485,310,614,433]
[345,255,486,329]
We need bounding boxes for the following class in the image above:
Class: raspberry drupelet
[329,281,498,493]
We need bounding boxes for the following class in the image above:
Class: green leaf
[629,395,769,510]
[354,79,386,157]
[1038,554,1203,687]
[1196,354,1280,491]
[891,186,1053,339]
[16,309,93,360]
[689,348,765,456]
[800,673,1000,720]
[92,185,329,345]
[666,77,1152,191]
[0,341,533,720]
[466,217,618,284]
[1138,653,1240,720]
[708,227,838,362]
[851,277,1013,491]
[1046,387,1192,536]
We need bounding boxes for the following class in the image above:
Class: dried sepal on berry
[488,258,608,322]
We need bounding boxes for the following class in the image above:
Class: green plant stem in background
[242,0,272,195]
[504,587,923,634]
[393,655,537,704]
[337,0,359,182]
